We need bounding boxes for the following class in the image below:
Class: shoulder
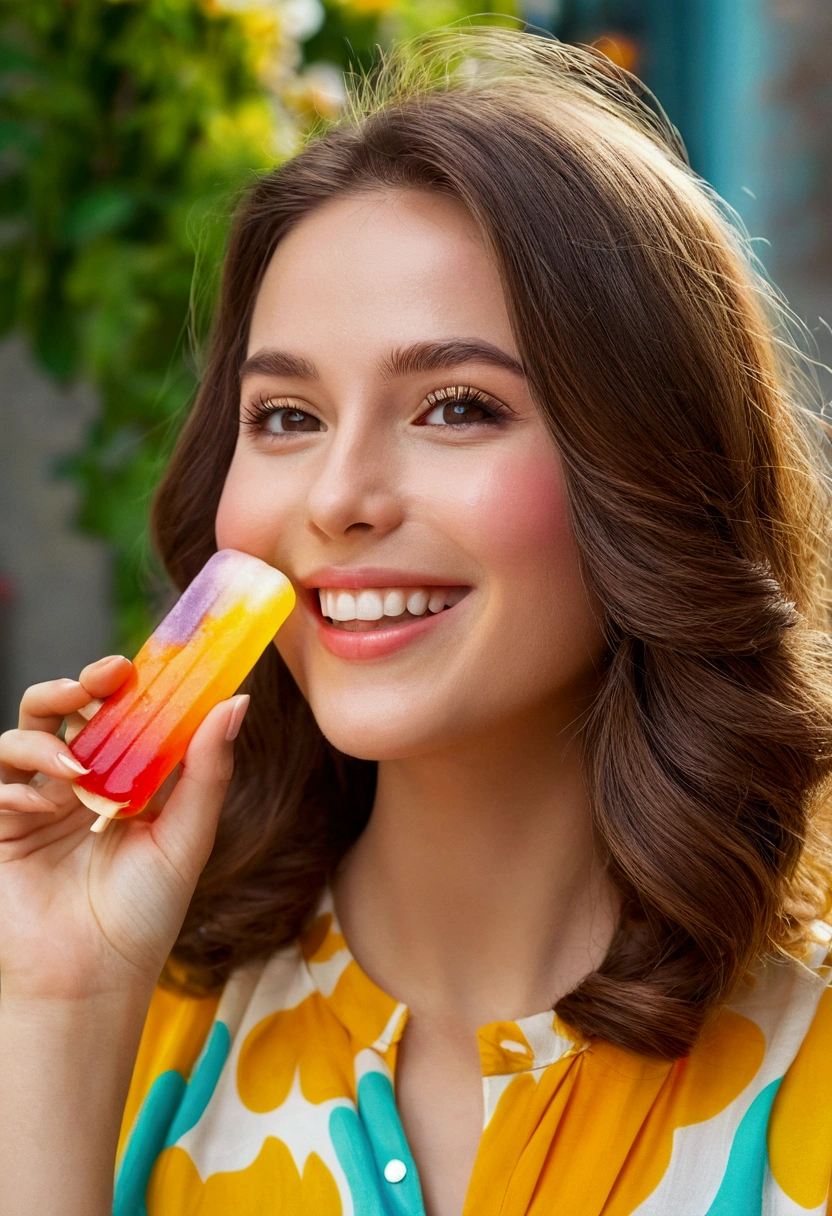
[560,930,832,1216]
[728,927,832,1073]
[748,934,832,1213]
[648,929,832,1215]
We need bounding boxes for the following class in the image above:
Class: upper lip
[299,567,468,589]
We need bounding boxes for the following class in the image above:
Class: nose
[305,416,404,542]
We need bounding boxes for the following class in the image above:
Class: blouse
[113,892,832,1215]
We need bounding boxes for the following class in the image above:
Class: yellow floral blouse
[114,893,832,1215]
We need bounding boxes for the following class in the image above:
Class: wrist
[0,950,162,1008]
[0,982,155,1034]
[0,981,151,1216]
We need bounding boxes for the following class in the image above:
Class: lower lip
[314,602,461,660]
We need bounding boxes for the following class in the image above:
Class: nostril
[345,521,373,533]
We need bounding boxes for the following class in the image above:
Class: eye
[265,407,321,433]
[248,402,324,434]
[418,386,506,427]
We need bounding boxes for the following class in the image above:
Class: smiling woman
[3,24,832,1216]
[145,25,832,1213]
[215,188,591,701]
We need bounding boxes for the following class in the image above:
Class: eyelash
[242,385,512,433]
[417,385,511,425]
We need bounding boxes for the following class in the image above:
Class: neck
[333,705,619,1030]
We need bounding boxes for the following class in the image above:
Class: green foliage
[0,0,288,646]
[305,0,518,75]
[0,0,515,650]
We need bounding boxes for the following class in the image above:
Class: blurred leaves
[0,0,289,646]
[0,0,516,650]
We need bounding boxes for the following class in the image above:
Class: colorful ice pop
[68,550,295,831]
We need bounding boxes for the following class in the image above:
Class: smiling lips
[317,586,468,632]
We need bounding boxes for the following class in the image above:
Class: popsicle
[67,549,295,832]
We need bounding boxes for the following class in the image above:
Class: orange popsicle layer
[69,551,295,822]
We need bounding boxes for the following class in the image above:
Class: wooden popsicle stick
[71,783,129,833]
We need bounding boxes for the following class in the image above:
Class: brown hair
[153,28,832,1059]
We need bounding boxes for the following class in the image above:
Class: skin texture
[218,190,602,762]
[0,656,246,1216]
[216,189,617,1216]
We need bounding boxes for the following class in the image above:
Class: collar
[298,891,586,1077]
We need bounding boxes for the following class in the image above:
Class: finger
[0,729,93,785]
[78,654,133,700]
[151,696,249,881]
[28,773,81,812]
[17,657,131,733]
[18,678,95,735]
[0,783,58,815]
[0,803,90,850]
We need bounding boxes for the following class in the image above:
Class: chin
[309,700,452,763]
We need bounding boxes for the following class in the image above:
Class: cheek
[457,443,574,574]
[456,443,603,704]
[215,450,291,559]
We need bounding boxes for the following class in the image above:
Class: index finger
[18,656,132,733]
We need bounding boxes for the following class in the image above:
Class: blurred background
[0,0,830,725]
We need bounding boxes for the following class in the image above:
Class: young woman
[2,28,832,1216]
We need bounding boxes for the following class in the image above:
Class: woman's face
[216,189,606,760]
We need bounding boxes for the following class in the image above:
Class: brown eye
[437,400,491,425]
[264,408,322,433]
[425,396,496,425]
[421,390,500,426]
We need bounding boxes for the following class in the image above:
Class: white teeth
[318,585,467,622]
[332,591,357,621]
[383,589,407,617]
[356,589,384,621]
[406,589,429,616]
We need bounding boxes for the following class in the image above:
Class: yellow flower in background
[212,0,324,40]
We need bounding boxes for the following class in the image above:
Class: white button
[384,1159,407,1184]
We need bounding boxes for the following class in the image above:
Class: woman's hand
[0,654,247,1003]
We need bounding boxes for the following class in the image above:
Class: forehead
[246,189,516,358]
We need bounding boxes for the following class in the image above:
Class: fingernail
[56,752,91,776]
[59,679,84,691]
[225,695,250,742]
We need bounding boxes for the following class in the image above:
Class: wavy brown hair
[153,28,832,1059]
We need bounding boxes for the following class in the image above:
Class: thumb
[151,694,249,882]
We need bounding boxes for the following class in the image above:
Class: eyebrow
[380,339,525,379]
[239,339,525,383]
[239,349,318,380]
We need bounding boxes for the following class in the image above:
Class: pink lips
[298,568,470,660]
[317,611,449,659]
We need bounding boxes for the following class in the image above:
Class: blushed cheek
[465,445,574,570]
[465,441,605,681]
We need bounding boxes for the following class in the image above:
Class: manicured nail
[56,752,91,776]
[225,695,250,742]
